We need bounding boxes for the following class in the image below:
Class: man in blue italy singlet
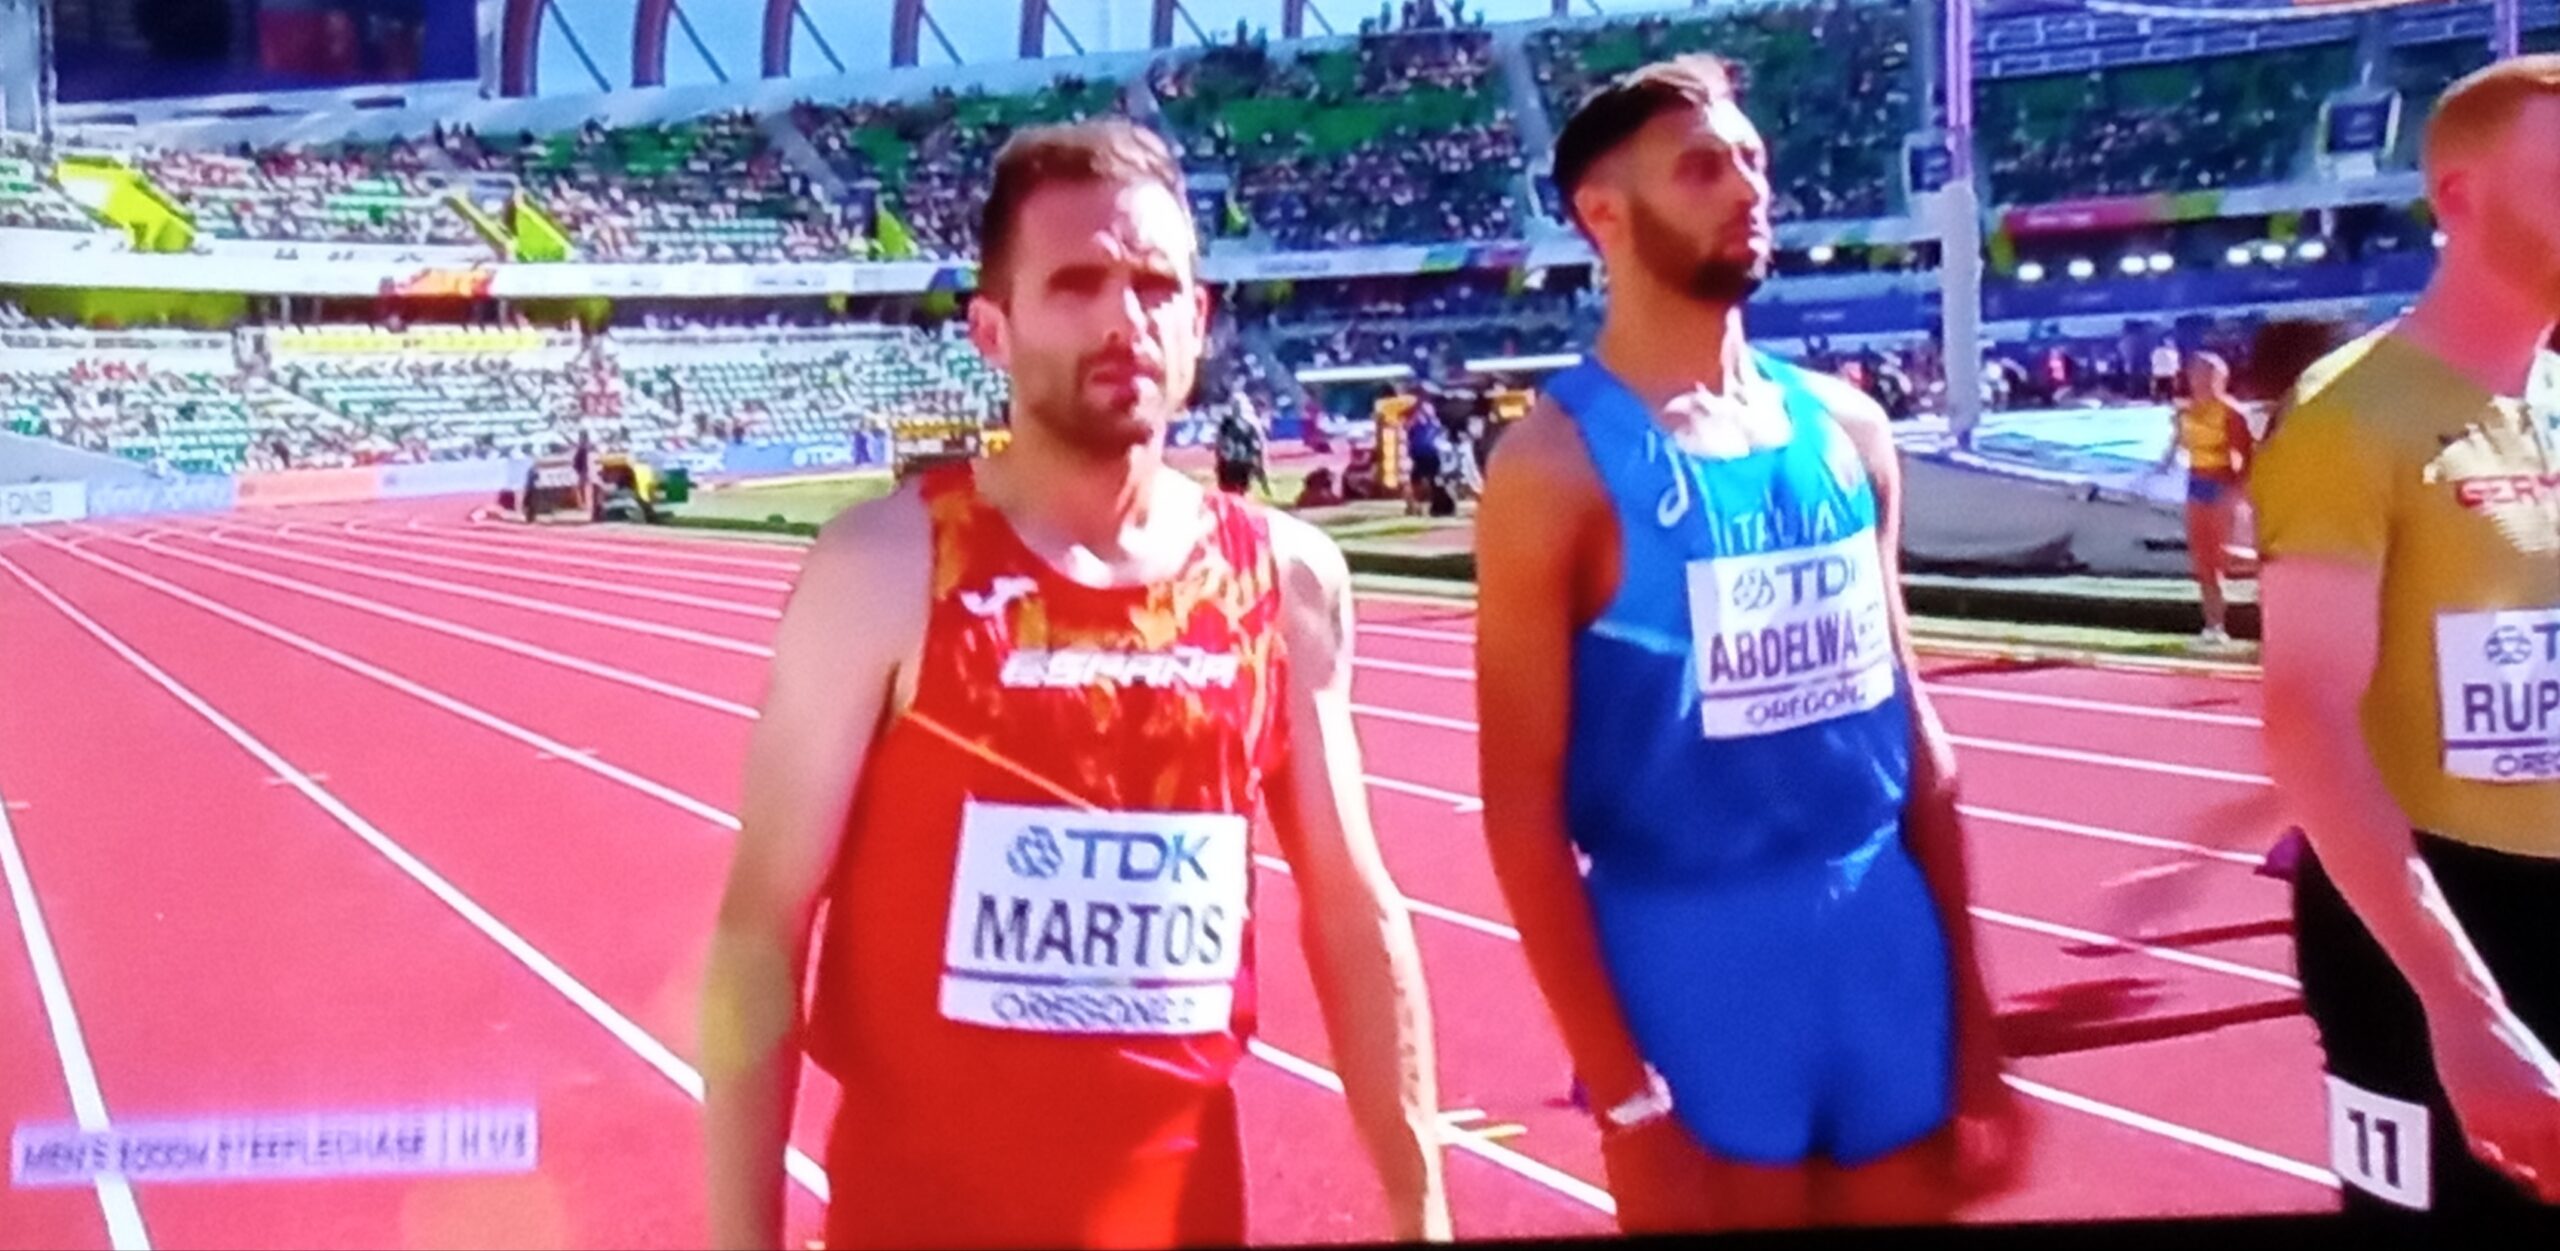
[1472,56,2025,1232]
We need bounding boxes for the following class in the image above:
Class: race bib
[1686,532,1896,739]
[2326,1075,2432,1210]
[940,801,1248,1036]
[2435,608,2560,781]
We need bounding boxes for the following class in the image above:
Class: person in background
[1475,54,2022,1234]
[2256,56,2560,1228]
[2153,350,2256,647]
[1214,382,1269,497]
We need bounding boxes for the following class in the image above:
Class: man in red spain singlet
[699,119,1452,1251]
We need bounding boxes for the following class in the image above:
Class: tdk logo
[1012,826,1216,883]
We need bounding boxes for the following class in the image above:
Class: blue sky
[532,0,1696,94]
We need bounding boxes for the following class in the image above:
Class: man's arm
[701,490,927,1250]
[1808,373,2008,1110]
[2264,561,2560,1200]
[1471,401,1659,1118]
[1261,512,1451,1242]
[2260,558,2503,1015]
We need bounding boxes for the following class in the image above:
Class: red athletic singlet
[808,463,1288,1250]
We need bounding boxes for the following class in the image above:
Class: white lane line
[0,701,153,1248]
[107,532,760,720]
[1362,774,1484,813]
[1341,695,2263,793]
[1355,656,1472,681]
[0,553,832,1204]
[1354,623,1475,646]
[1960,806,2267,868]
[1947,735,2271,787]
[2004,1075,2337,1190]
[26,534,740,833]
[348,523,796,592]
[1244,1039,1617,1215]
[264,525,782,621]
[1349,640,2259,733]
[412,519,805,573]
[467,514,815,555]
[1970,907,2301,990]
[185,529,773,659]
[1927,683,2260,729]
[1253,854,1520,943]
[1349,703,1480,734]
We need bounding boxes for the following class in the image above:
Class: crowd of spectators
[127,139,481,247]
[9,8,2544,262]
[1529,1,1912,222]
[436,112,858,263]
[793,76,1127,260]
[1156,25,1524,248]
[1980,43,2353,204]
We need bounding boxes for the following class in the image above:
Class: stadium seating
[794,77,1129,259]
[127,140,481,246]
[439,112,856,263]
[1980,42,2356,203]
[617,328,1006,447]
[1527,2,1913,222]
[0,362,271,473]
[1155,29,1526,248]
[0,150,101,234]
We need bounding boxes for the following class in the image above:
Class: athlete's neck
[977,418,1184,571]
[1592,292,1755,406]
[2401,253,2558,399]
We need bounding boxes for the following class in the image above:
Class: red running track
[0,501,2339,1249]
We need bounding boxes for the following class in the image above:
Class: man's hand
[1262,510,1451,1242]
[703,490,926,1250]
[1945,974,2027,1200]
[1804,366,2030,1205]
[2262,555,2560,1205]
[2428,996,2560,1202]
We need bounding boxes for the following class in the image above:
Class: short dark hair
[977,118,1193,301]
[1549,55,1738,234]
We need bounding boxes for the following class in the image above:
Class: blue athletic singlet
[1549,353,1956,1166]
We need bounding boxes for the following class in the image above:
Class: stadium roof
[516,0,1717,95]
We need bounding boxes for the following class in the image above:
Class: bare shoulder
[1482,393,1602,495]
[1264,505,1352,595]
[791,479,932,628]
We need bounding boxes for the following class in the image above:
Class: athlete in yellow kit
[2155,351,2256,645]
[2255,56,2560,1229]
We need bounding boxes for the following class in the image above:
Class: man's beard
[1629,194,1767,306]
[1015,356,1185,456]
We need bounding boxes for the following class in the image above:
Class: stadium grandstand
[1,0,2555,502]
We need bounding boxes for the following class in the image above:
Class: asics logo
[960,576,1039,619]
[1648,434,1693,528]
